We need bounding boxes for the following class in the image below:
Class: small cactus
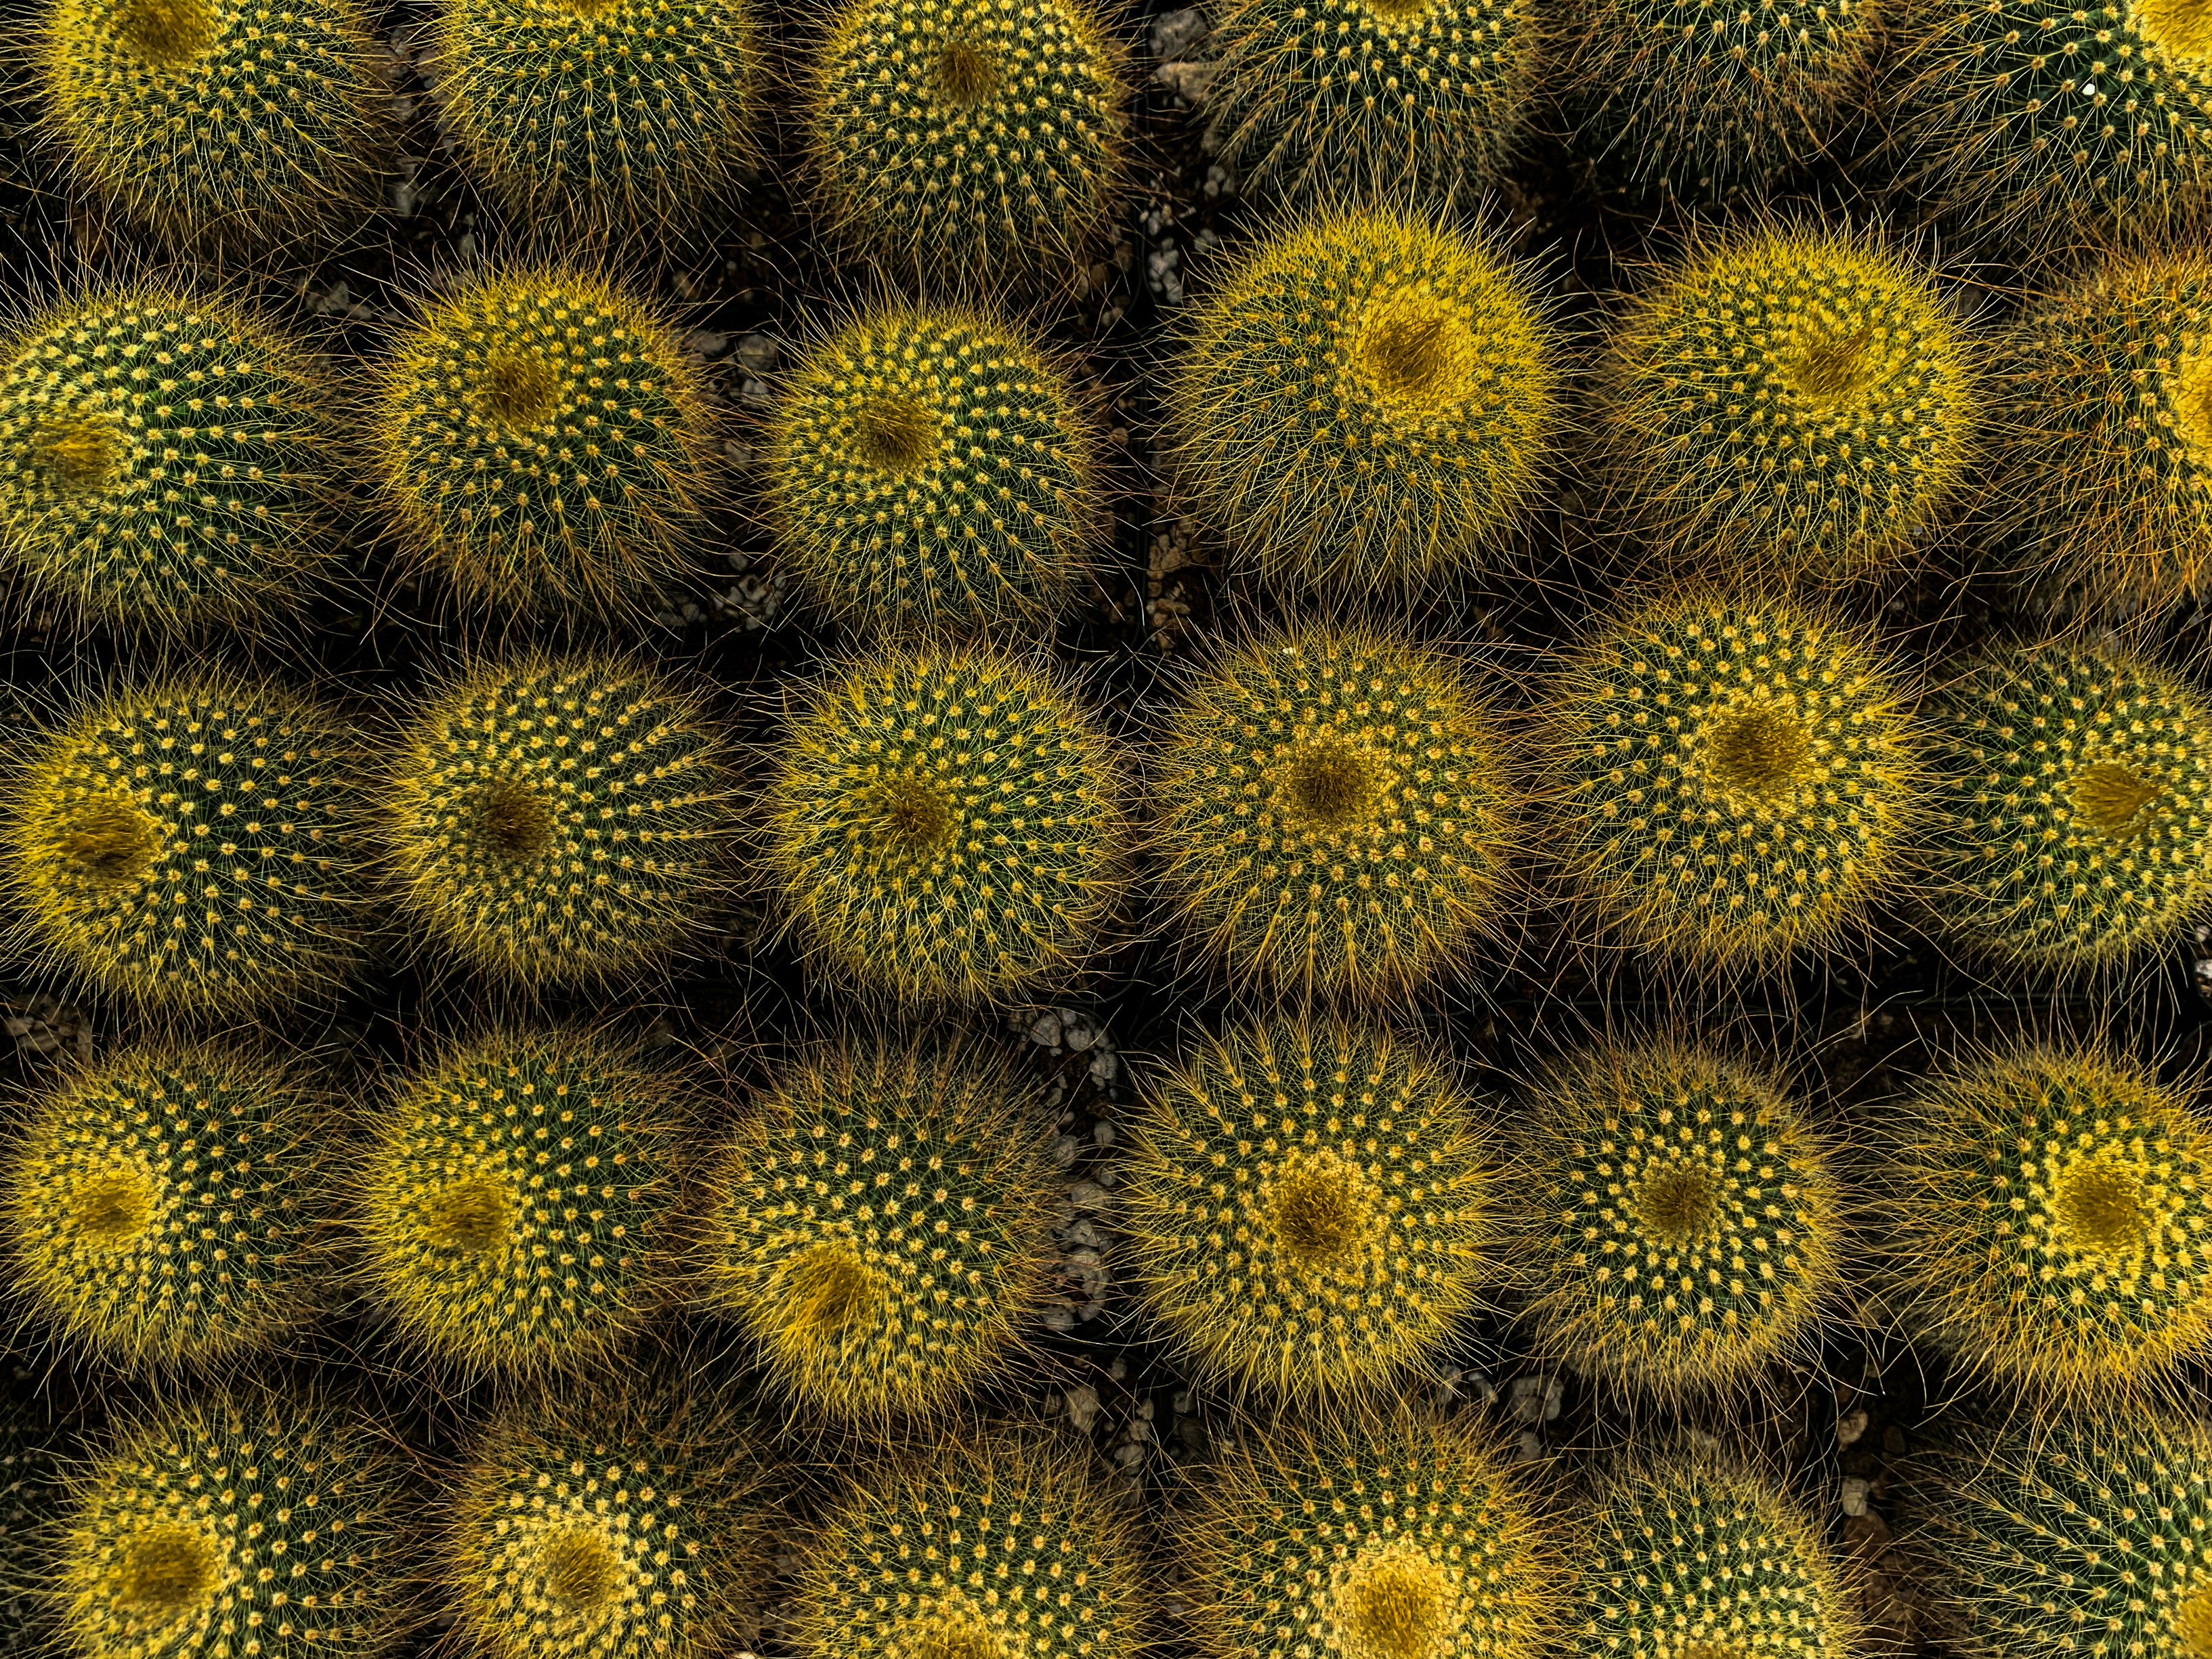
[0,282,344,635]
[1878,1039,2212,1406]
[1122,1016,1500,1402]
[381,655,738,991]
[1598,228,1976,578]
[3,1039,333,1368]
[805,0,1128,282]
[1149,622,1518,1001]
[1537,589,1922,972]
[762,301,1109,637]
[37,0,391,249]
[1920,639,2212,973]
[373,268,717,618]
[766,643,1128,1005]
[1510,1039,1846,1402]
[698,1033,1055,1423]
[1170,206,1557,589]
[354,1027,685,1381]
[1,673,371,1016]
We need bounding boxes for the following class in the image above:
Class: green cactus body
[806,0,1127,280]
[1123,1016,1500,1402]
[433,0,761,237]
[1172,207,1556,589]
[383,655,735,989]
[763,303,1107,636]
[1513,1041,1845,1401]
[356,1028,683,1381]
[373,270,715,616]
[1882,1041,2212,1405]
[1187,1409,1560,1659]
[767,643,1127,1004]
[1921,641,2212,971]
[794,1429,1146,1659]
[0,284,342,634]
[701,1036,1054,1422]
[39,0,389,250]
[1539,591,1921,971]
[60,1387,411,1659]
[3,1041,331,1367]
[1149,623,1516,1001]
[1600,230,1976,577]
[1,674,370,1015]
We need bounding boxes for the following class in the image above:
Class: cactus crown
[1151,622,1516,1000]
[1124,1016,1499,1400]
[701,1035,1055,1422]
[1172,207,1555,588]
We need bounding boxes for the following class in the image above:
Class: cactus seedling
[763,302,1108,637]
[373,268,716,617]
[1,674,370,1016]
[1123,1016,1501,1402]
[1172,207,1556,589]
[767,643,1127,1005]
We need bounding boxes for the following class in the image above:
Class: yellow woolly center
[2137,0,2212,60]
[1273,1152,1366,1265]
[904,1607,1006,1659]
[2072,761,2165,836]
[116,0,215,62]
[37,414,123,490]
[2173,1582,2212,1657]
[1340,1553,1453,1659]
[114,1525,217,1623]
[933,39,1002,104]
[1280,737,1378,831]
[854,395,941,473]
[1706,706,1812,798]
[871,775,954,852]
[474,779,555,862]
[540,1529,620,1613]
[1355,290,1476,409]
[2053,1155,2150,1253]
[785,1239,876,1334]
[57,794,161,887]
[69,1166,152,1245]
[425,1177,509,1253]
[1786,322,1877,408]
[480,355,560,429]
[1637,1161,1722,1243]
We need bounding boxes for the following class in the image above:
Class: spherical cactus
[1206,0,1533,207]
[698,1033,1055,1423]
[1149,622,1518,1001]
[1919,639,2212,973]
[1565,1452,1858,1659]
[1537,590,1921,972]
[37,0,391,249]
[1171,206,1556,590]
[761,301,1109,637]
[381,655,738,990]
[1598,229,1976,579]
[794,1427,1146,1659]
[3,1039,334,1368]
[1122,1016,1500,1402]
[1187,1408,1560,1659]
[0,283,344,635]
[354,1027,686,1381]
[372,267,717,618]
[0,672,372,1016]
[805,0,1128,282]
[431,0,762,239]
[1510,1040,1846,1402]
[1878,1039,2212,1406]
[766,643,1128,1005]
[58,1385,412,1659]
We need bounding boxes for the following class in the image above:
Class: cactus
[794,1427,1146,1659]
[1510,1039,1846,1402]
[3,1039,333,1369]
[381,655,738,990]
[58,1385,411,1659]
[354,1027,685,1382]
[699,1033,1055,1423]
[1879,1039,2212,1406]
[0,673,371,1016]
[1149,622,1518,1001]
[372,268,717,618]
[1170,206,1556,589]
[762,301,1109,637]
[767,642,1128,1005]
[1920,639,2212,972]
[37,0,391,249]
[1186,1407,1560,1659]
[431,0,762,240]
[805,0,1128,282]
[0,282,344,635]
[1538,589,1922,972]
[1122,1016,1500,1402]
[1598,228,1976,579]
